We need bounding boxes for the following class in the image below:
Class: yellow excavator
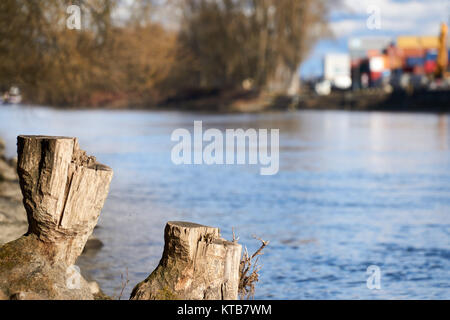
[435,22,448,79]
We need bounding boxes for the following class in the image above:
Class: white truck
[323,54,352,90]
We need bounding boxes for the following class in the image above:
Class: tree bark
[17,135,113,265]
[130,221,242,300]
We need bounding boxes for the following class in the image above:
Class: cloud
[330,0,448,37]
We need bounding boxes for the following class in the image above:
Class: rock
[0,137,26,246]
[83,236,104,254]
[0,197,26,223]
[0,179,23,201]
[130,221,242,300]
[8,157,18,169]
[0,157,17,182]
[10,292,37,300]
[0,137,17,182]
[0,234,93,299]
[10,291,46,300]
[0,137,5,154]
[88,281,100,295]
[0,136,113,300]
[0,194,28,245]
[0,219,27,245]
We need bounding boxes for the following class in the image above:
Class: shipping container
[383,55,390,70]
[348,36,393,59]
[401,48,426,57]
[424,60,437,73]
[406,57,425,67]
[425,50,438,61]
[370,71,382,83]
[397,36,439,49]
[367,49,381,58]
[412,65,424,75]
[385,45,403,70]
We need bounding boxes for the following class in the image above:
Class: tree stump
[16,135,113,265]
[0,136,113,299]
[130,221,242,300]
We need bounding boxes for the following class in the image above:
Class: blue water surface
[0,105,449,299]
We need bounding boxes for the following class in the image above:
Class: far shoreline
[5,88,450,115]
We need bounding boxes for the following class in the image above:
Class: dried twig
[238,234,269,300]
[116,267,130,300]
[232,227,239,243]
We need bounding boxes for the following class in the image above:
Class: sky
[300,0,450,77]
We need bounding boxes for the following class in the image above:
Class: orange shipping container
[412,65,424,75]
[386,45,403,69]
[401,48,426,57]
[383,55,390,69]
[397,36,439,49]
[366,49,381,57]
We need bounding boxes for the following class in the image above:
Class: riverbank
[157,88,450,113]
[291,89,450,113]
[14,88,450,114]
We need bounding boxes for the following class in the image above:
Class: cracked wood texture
[130,221,242,300]
[0,135,113,300]
[17,135,113,265]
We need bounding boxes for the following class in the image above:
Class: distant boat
[2,86,22,105]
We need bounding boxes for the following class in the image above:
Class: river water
[0,105,449,299]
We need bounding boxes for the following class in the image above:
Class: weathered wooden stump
[17,135,113,265]
[130,221,242,300]
[0,136,113,300]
